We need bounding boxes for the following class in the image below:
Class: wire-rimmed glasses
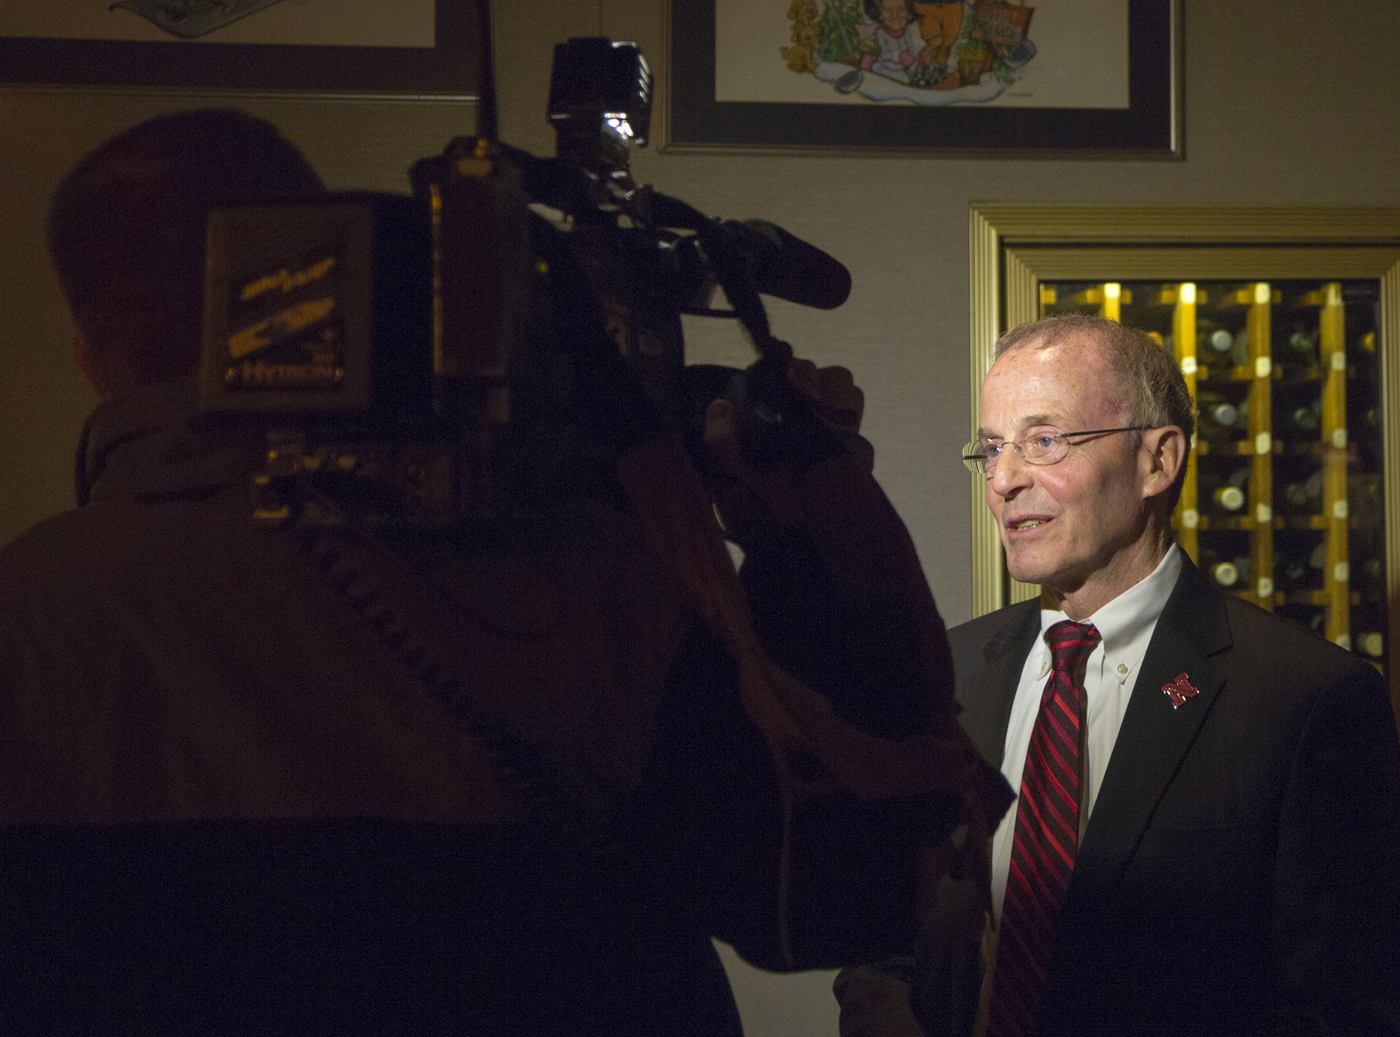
[962,426,1154,475]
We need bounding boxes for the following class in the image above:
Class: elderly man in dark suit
[838,313,1400,1037]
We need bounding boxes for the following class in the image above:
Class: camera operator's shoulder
[0,505,133,678]
[0,504,114,594]
[0,482,262,629]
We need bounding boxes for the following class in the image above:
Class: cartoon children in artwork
[784,0,1033,98]
[858,0,972,86]
[917,1,965,69]
[860,0,924,82]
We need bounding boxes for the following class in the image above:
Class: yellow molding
[969,209,1005,614]
[967,204,1400,244]
[1003,247,1400,281]
[1384,261,1400,731]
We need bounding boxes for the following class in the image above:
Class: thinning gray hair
[993,313,1195,507]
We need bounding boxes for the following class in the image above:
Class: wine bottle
[1200,548,1249,588]
[1279,399,1322,437]
[1348,473,1384,529]
[1352,555,1386,603]
[1182,319,1235,358]
[1277,326,1318,365]
[1282,469,1324,511]
[1200,466,1250,513]
[1275,541,1327,590]
[1355,631,1384,658]
[1229,328,1252,367]
[1359,556,1384,583]
[1196,392,1242,443]
[1351,330,1379,383]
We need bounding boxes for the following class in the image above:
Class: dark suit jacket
[942,557,1400,1036]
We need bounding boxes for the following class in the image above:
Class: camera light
[604,114,635,138]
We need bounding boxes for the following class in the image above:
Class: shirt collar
[1034,545,1183,684]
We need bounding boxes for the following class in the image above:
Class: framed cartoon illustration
[0,0,482,96]
[665,0,1180,156]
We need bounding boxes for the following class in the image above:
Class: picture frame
[0,1,481,97]
[664,0,1180,157]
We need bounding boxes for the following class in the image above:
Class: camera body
[196,39,850,527]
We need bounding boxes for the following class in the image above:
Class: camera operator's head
[48,109,325,399]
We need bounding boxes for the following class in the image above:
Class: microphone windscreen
[723,219,852,310]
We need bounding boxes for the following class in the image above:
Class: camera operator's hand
[703,359,864,549]
[788,358,865,431]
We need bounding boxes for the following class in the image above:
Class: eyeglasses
[962,426,1154,475]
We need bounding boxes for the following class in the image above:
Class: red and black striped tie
[988,619,1101,1037]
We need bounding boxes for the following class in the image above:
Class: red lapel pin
[1162,673,1200,709]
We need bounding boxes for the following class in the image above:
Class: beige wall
[0,2,1397,1027]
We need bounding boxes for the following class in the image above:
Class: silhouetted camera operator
[0,107,1007,1037]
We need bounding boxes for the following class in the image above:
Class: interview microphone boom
[722,219,852,310]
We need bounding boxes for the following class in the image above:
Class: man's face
[979,335,1155,605]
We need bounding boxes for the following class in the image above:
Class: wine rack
[1039,279,1386,670]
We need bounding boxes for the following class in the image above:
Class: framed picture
[665,0,1180,157]
[0,0,482,97]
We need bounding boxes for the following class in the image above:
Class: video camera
[196,38,855,528]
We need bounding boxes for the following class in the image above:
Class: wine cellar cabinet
[1041,279,1382,662]
[968,205,1400,724]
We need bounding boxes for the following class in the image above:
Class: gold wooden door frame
[967,205,1400,714]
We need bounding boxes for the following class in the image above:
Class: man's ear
[1141,425,1187,499]
[72,334,109,400]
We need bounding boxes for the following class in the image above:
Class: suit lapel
[1065,558,1231,901]
[961,600,1040,768]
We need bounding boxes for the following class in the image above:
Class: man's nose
[988,445,1032,498]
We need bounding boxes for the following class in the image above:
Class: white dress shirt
[988,545,1183,922]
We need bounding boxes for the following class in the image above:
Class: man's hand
[702,359,864,547]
